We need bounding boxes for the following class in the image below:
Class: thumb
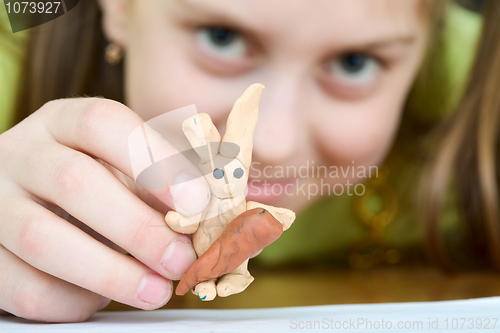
[128,122,210,217]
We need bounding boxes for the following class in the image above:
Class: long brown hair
[15,0,123,125]
[425,0,500,271]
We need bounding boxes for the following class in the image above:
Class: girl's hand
[0,98,210,322]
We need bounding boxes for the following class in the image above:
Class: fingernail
[170,173,210,216]
[161,241,197,275]
[137,274,172,306]
[98,297,111,310]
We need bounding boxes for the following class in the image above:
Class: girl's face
[100,0,429,211]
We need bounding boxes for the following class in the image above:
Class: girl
[0,0,479,322]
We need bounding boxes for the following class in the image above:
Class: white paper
[1,296,499,332]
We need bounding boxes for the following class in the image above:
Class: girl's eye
[196,27,248,60]
[326,53,381,86]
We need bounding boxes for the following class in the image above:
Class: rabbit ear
[182,113,221,164]
[221,83,264,169]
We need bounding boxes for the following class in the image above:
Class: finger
[0,196,173,310]
[0,244,100,323]
[98,297,112,311]
[41,98,210,216]
[250,249,263,258]
[6,140,196,280]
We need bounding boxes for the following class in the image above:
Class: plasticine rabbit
[165,83,295,301]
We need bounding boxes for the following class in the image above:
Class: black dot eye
[213,168,225,179]
[233,168,244,179]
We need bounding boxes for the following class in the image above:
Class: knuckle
[13,275,97,322]
[63,295,99,323]
[95,263,132,300]
[13,286,45,320]
[16,213,50,262]
[98,269,121,294]
[36,99,69,124]
[13,274,53,321]
[52,153,93,196]
[128,210,158,248]
[38,99,65,115]
[77,99,124,146]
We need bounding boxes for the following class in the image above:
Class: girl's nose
[252,79,304,164]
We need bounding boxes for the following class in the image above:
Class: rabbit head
[182,83,264,199]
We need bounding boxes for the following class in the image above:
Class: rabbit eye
[213,168,225,179]
[233,168,244,179]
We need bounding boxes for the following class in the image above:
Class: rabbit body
[192,195,247,256]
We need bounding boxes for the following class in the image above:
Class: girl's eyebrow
[171,0,260,30]
[172,0,418,51]
[348,36,417,51]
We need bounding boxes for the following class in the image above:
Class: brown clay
[176,208,283,296]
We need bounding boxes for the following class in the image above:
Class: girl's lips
[245,178,295,205]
